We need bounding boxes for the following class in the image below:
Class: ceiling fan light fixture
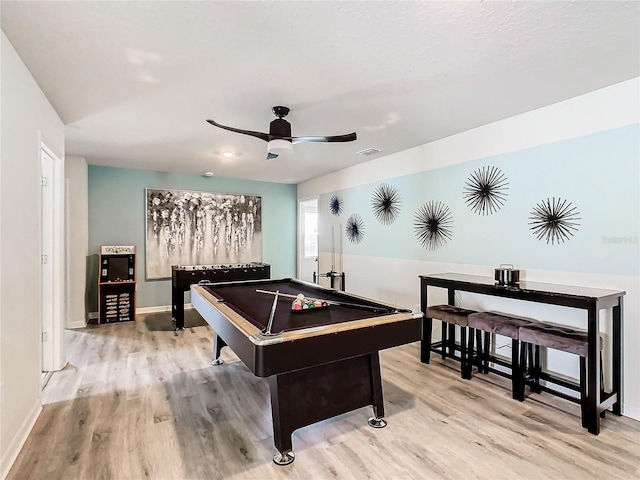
[267,139,293,155]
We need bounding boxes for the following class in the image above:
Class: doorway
[40,142,65,375]
[298,197,318,283]
[41,147,54,374]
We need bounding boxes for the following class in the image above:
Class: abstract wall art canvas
[145,188,262,279]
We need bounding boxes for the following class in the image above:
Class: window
[300,198,318,259]
[304,211,318,258]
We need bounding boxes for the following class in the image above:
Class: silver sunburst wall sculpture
[371,182,402,225]
[329,194,343,216]
[529,197,581,244]
[345,213,365,244]
[463,165,509,215]
[414,200,453,250]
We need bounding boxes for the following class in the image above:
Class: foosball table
[171,262,270,330]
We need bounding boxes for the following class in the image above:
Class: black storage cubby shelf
[99,282,135,323]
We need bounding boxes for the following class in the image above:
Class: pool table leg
[211,334,227,366]
[269,375,295,465]
[368,352,387,428]
[272,450,295,466]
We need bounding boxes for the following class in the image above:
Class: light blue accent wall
[88,166,297,309]
[320,125,639,276]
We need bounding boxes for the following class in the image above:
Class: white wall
[65,156,88,329]
[298,78,640,420]
[0,31,65,478]
[298,79,639,199]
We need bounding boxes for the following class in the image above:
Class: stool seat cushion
[427,305,476,326]
[468,312,532,339]
[519,323,588,357]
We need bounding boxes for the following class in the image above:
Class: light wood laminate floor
[7,312,640,480]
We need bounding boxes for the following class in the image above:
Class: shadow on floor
[144,309,208,331]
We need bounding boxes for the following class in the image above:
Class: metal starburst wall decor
[413,201,453,250]
[371,182,402,225]
[345,213,365,244]
[529,197,581,244]
[463,165,509,215]
[329,194,343,216]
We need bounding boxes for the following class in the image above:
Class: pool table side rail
[290,277,415,312]
[191,285,422,346]
[198,277,413,314]
[191,284,423,377]
[192,285,261,335]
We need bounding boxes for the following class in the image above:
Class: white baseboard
[0,399,42,480]
[41,372,53,390]
[135,305,170,314]
[135,304,193,315]
[66,319,87,329]
[623,403,640,421]
[87,304,194,319]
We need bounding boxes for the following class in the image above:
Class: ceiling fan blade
[266,152,279,160]
[291,132,357,144]
[206,119,270,142]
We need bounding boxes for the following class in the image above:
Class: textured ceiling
[2,1,639,184]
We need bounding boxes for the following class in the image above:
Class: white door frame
[297,196,318,282]
[40,139,66,372]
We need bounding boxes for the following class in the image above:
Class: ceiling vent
[357,148,381,156]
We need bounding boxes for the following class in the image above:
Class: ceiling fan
[206,106,357,160]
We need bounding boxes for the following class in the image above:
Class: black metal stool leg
[520,341,528,391]
[534,345,542,393]
[512,339,524,401]
[526,344,542,393]
[600,352,606,418]
[448,323,456,358]
[483,331,490,374]
[461,327,470,380]
[475,329,482,372]
[580,356,588,428]
[467,327,476,376]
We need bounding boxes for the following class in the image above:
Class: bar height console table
[419,272,624,435]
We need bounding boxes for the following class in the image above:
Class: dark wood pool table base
[210,319,388,465]
[268,352,385,465]
[191,278,422,465]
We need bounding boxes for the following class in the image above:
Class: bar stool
[467,312,534,401]
[518,323,605,428]
[426,305,477,379]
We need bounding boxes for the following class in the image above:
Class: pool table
[191,278,422,465]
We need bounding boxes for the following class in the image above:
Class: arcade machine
[98,246,136,324]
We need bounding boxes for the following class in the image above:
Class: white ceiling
[2,1,638,184]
